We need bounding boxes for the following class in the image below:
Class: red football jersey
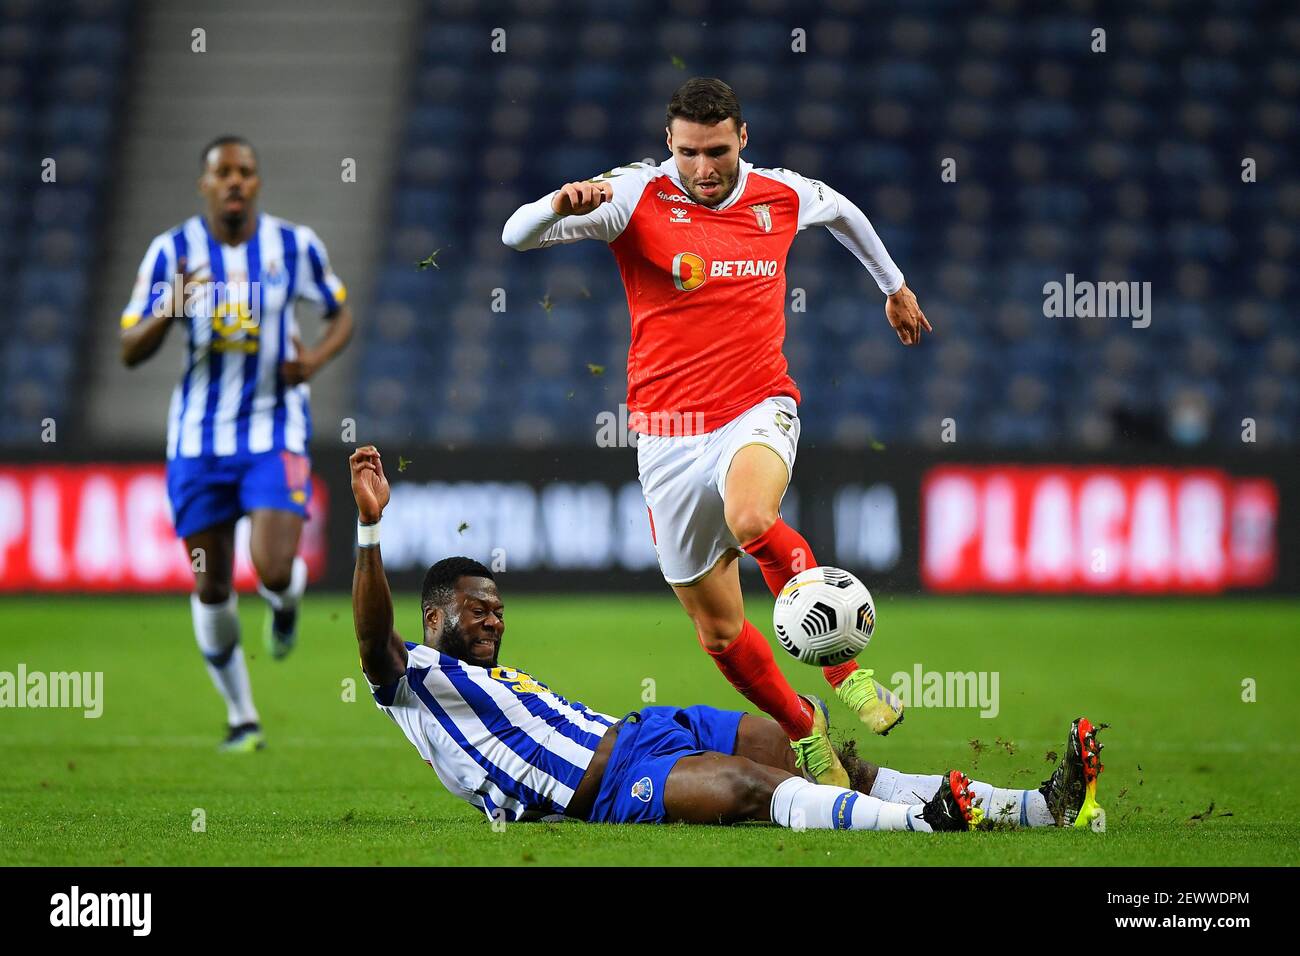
[502,158,904,434]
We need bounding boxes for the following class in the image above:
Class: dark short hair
[666,77,742,131]
[199,135,256,170]
[421,557,495,612]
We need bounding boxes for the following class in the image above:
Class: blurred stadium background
[0,0,1295,596]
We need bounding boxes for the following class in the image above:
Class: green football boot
[219,722,266,754]
[835,667,904,735]
[1040,717,1106,830]
[790,695,851,788]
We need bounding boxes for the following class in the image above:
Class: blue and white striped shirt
[121,213,346,459]
[369,643,618,822]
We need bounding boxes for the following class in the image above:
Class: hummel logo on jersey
[670,206,691,223]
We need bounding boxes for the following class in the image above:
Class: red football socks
[706,619,813,739]
[742,517,814,598]
[821,661,860,688]
[741,518,861,690]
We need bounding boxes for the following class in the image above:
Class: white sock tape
[357,519,381,548]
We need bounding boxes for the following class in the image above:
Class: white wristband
[357,518,381,548]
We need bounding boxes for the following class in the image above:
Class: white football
[772,566,875,666]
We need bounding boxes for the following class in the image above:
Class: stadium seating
[0,0,133,445]
[353,0,1298,448]
[14,1,1291,451]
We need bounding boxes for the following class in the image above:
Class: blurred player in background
[503,78,928,785]
[120,136,353,751]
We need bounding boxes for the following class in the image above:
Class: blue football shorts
[587,704,746,824]
[166,449,312,538]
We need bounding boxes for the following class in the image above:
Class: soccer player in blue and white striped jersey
[121,136,353,752]
[350,446,1104,831]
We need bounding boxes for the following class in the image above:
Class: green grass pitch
[1,593,1296,866]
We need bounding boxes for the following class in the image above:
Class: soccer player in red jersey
[502,78,930,784]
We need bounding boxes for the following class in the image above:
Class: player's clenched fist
[551,180,614,216]
[349,445,389,524]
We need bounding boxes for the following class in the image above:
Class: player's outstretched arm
[501,179,615,251]
[822,189,932,345]
[770,168,934,345]
[824,192,932,345]
[350,445,408,686]
[503,161,660,250]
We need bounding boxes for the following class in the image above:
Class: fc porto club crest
[752,203,773,233]
[630,776,654,803]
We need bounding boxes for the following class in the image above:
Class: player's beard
[688,167,737,207]
[437,616,499,668]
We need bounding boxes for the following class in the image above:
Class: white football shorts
[636,395,800,585]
